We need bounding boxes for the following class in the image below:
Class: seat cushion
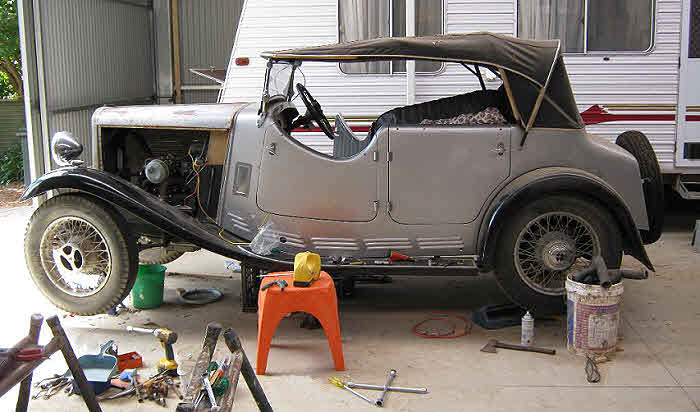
[368,85,514,137]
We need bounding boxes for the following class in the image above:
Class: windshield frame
[259,60,300,118]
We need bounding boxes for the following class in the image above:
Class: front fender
[477,168,654,272]
[21,167,288,268]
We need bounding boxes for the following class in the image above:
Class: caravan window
[518,0,654,53]
[338,0,443,74]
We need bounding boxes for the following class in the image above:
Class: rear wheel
[24,195,137,315]
[493,195,622,315]
[615,130,664,244]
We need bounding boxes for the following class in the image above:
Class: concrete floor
[1,203,700,411]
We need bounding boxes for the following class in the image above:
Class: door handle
[492,142,505,156]
[268,143,276,155]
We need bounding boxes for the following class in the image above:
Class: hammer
[480,339,556,355]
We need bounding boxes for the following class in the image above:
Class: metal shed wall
[178,0,243,104]
[31,0,155,169]
[0,100,26,152]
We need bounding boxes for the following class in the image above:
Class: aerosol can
[521,311,534,346]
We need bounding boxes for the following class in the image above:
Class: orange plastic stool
[256,271,345,375]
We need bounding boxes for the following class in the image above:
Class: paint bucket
[131,264,166,309]
[566,276,623,356]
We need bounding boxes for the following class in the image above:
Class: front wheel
[493,195,622,315]
[24,194,138,315]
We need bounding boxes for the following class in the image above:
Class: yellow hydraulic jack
[127,326,179,376]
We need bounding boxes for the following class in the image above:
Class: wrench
[347,382,428,394]
[375,369,397,407]
[202,374,220,412]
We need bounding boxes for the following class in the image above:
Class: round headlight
[51,132,84,167]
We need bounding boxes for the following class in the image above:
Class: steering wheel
[296,83,335,140]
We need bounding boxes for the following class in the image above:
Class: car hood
[92,102,252,131]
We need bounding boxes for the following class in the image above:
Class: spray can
[521,311,534,346]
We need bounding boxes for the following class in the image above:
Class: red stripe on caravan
[580,105,676,125]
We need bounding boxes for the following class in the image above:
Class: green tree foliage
[0,0,22,99]
[0,143,23,184]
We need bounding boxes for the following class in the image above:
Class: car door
[257,126,379,222]
[388,126,510,224]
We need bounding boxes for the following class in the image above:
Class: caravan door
[676,0,700,166]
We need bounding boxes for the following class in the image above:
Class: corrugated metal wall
[0,100,25,152]
[36,0,155,167]
[178,0,243,104]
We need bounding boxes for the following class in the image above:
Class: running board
[236,247,481,276]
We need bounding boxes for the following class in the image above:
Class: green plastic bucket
[131,264,166,309]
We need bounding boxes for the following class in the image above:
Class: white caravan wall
[221,0,680,172]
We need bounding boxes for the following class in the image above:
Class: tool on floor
[293,251,321,286]
[329,376,374,406]
[521,311,534,345]
[202,373,220,412]
[218,352,243,412]
[177,322,222,412]
[133,368,143,402]
[126,326,179,376]
[375,369,397,407]
[166,376,183,399]
[261,279,288,291]
[480,339,556,355]
[72,340,118,395]
[346,381,428,394]
[223,328,273,412]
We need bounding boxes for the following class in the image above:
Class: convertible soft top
[262,32,583,131]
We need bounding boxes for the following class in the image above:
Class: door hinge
[387,152,393,162]
[373,200,379,213]
[387,201,392,211]
[372,151,378,161]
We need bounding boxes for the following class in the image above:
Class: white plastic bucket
[566,277,623,356]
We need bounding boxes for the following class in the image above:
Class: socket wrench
[347,382,428,394]
[202,375,220,412]
[375,369,397,407]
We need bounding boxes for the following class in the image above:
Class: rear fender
[477,167,654,272]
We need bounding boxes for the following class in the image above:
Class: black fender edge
[21,167,292,270]
[477,171,654,272]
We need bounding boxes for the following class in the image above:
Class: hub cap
[514,212,599,295]
[40,217,111,297]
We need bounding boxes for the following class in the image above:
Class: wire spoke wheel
[514,212,600,296]
[39,216,112,297]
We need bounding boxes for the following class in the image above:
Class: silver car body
[90,100,648,260]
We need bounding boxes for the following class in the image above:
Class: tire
[24,194,138,315]
[616,130,664,244]
[139,248,185,265]
[493,195,622,315]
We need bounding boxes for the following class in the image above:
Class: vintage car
[21,33,662,316]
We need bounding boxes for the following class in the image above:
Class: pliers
[261,279,288,291]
